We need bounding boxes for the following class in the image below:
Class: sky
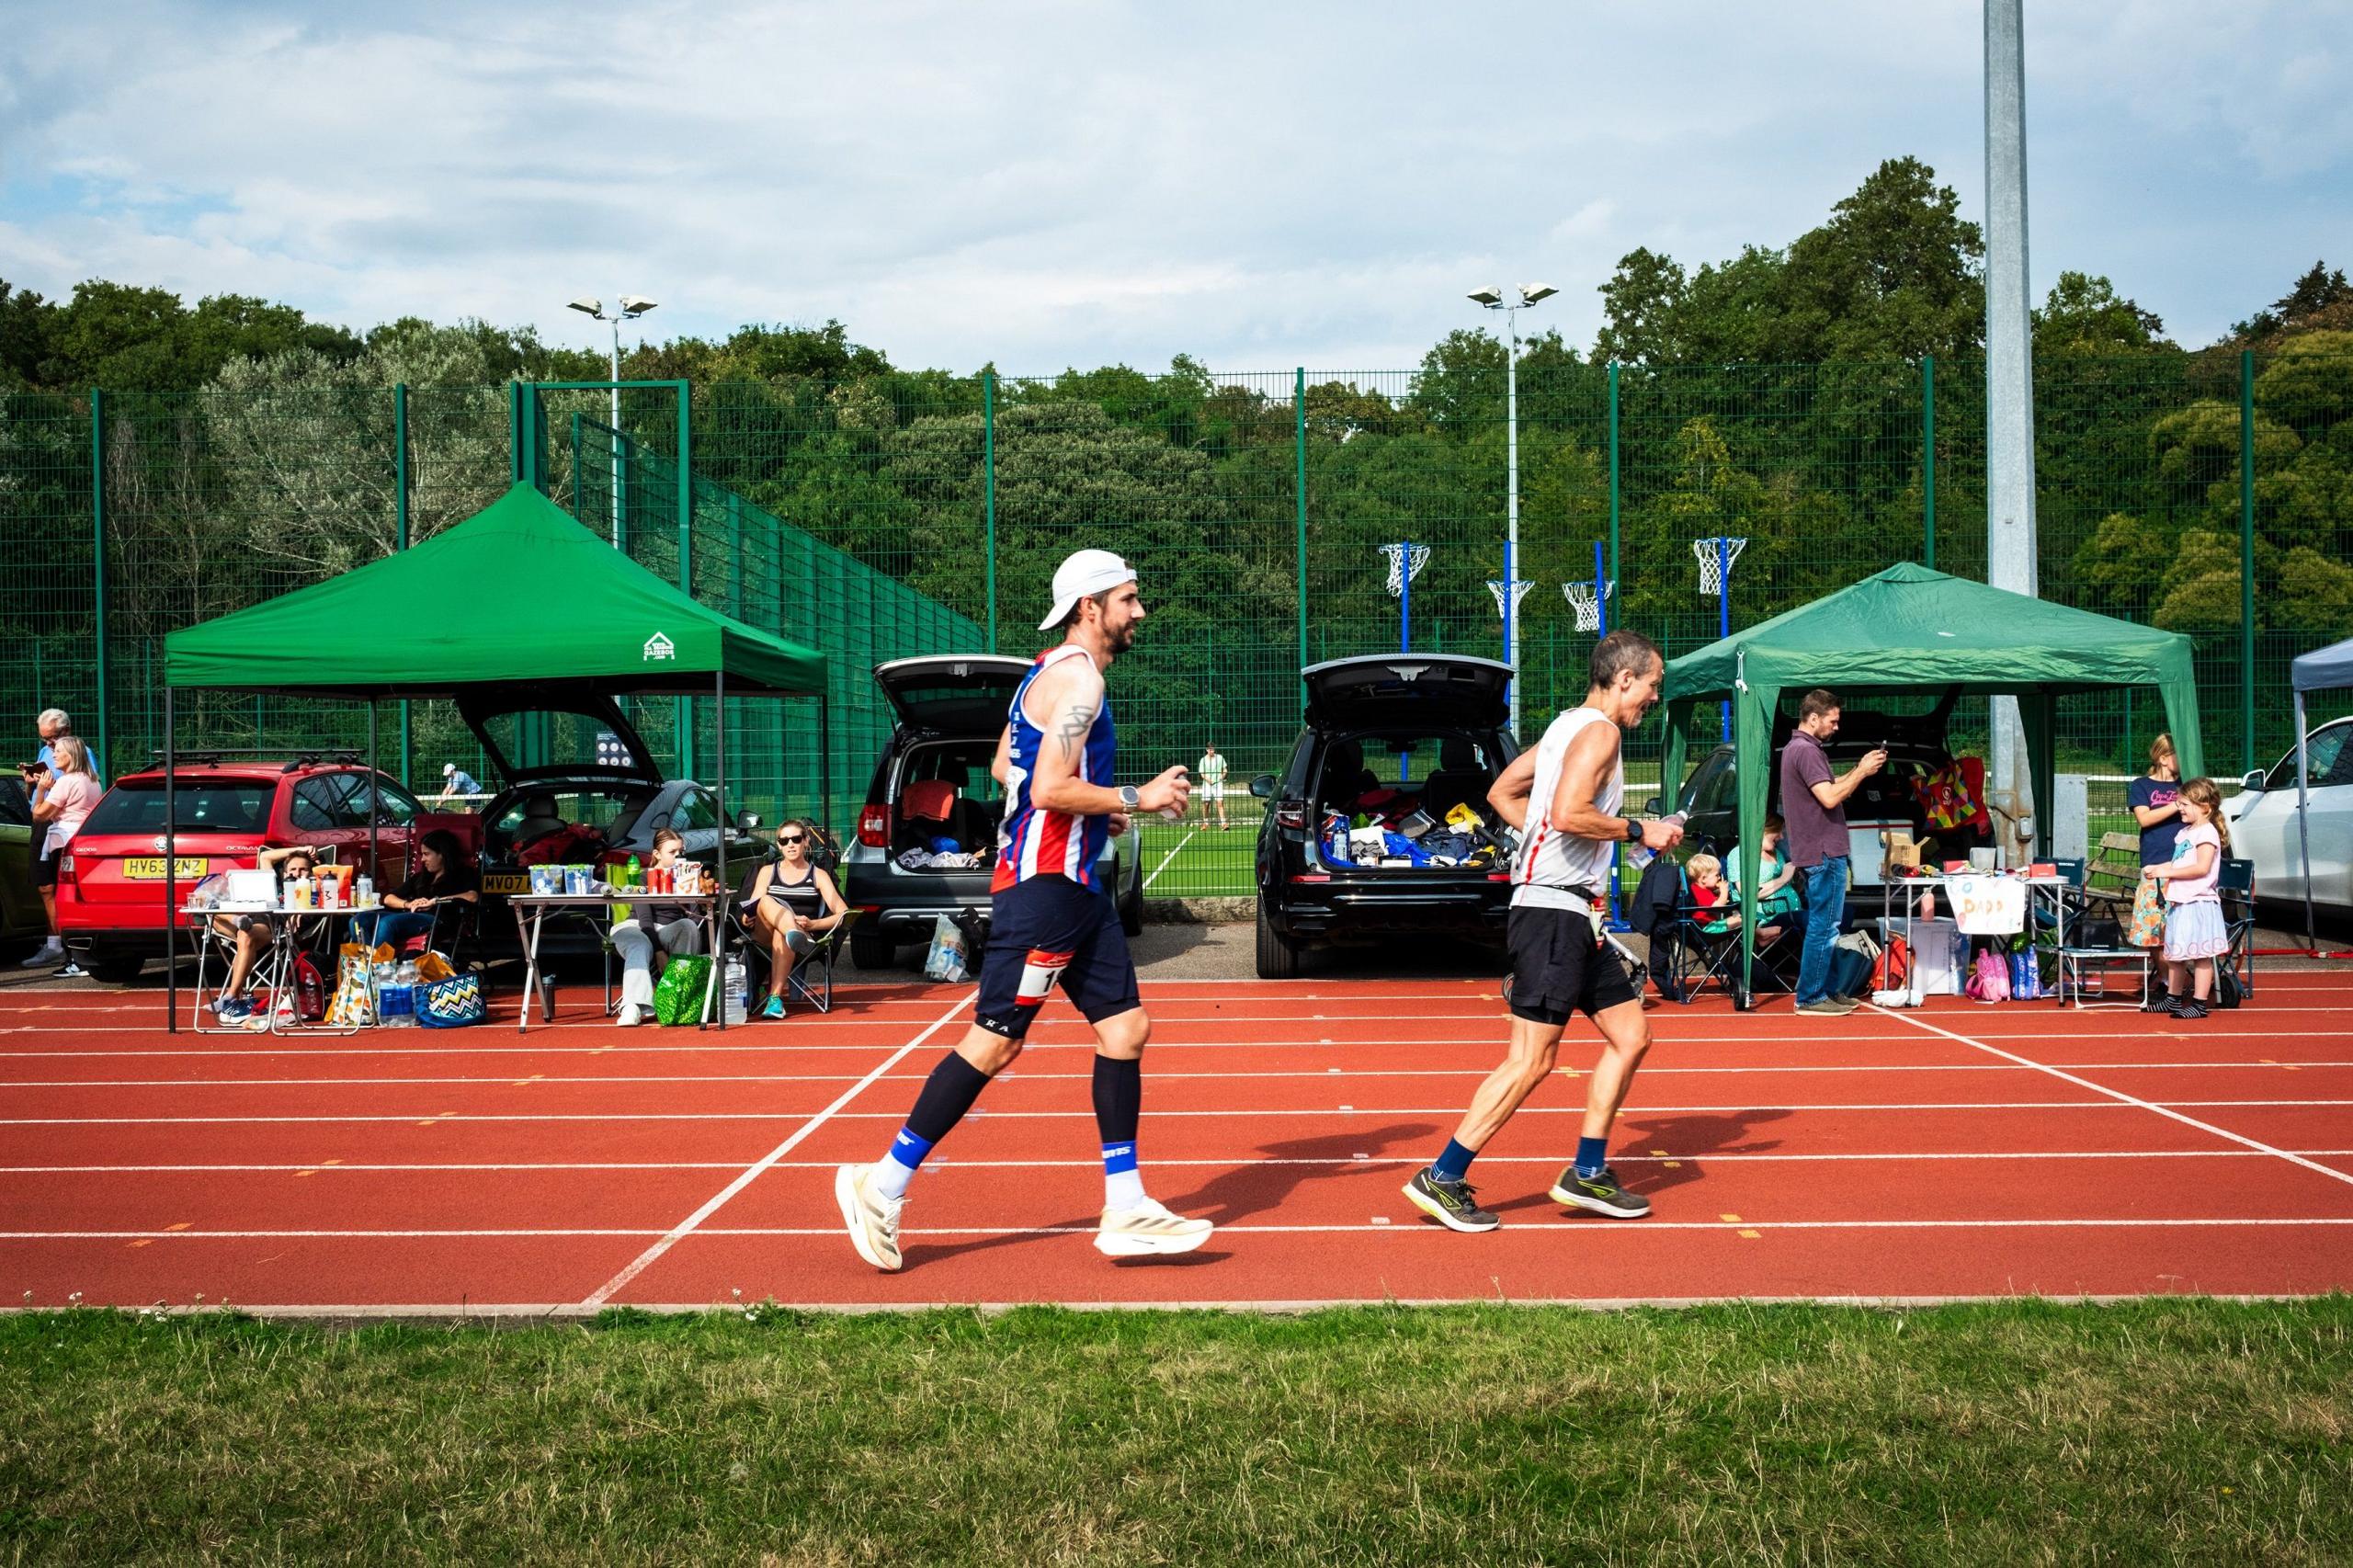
[2,0,2347,375]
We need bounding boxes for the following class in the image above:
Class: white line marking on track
[13,1217,2353,1241]
[12,1150,2353,1175]
[577,989,972,1309]
[17,1100,2353,1126]
[1140,828,1199,892]
[1866,1004,2353,1191]
[12,1060,2345,1090]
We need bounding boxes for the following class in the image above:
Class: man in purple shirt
[1777,689,1886,1016]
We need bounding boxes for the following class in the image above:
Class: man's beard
[1106,619,1137,653]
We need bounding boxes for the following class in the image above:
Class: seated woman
[744,819,847,1019]
[1725,814,1807,942]
[352,829,479,954]
[210,844,320,1023]
[612,827,703,1028]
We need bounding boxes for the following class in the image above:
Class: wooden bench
[2080,831,2143,920]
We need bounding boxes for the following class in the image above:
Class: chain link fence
[4,349,2346,900]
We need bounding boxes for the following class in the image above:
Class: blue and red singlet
[994,643,1116,892]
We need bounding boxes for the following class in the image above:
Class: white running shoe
[1095,1197,1214,1258]
[616,1003,644,1028]
[834,1164,904,1272]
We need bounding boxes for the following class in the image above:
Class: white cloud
[0,0,2347,368]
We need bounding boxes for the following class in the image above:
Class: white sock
[873,1154,918,1200]
[1105,1166,1146,1210]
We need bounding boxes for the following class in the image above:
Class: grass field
[4,1301,2347,1562]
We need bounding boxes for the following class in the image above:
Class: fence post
[983,370,998,653]
[1607,363,1621,592]
[1294,368,1309,671]
[1921,355,1937,569]
[2239,348,2256,773]
[507,383,523,484]
[394,383,413,786]
[89,388,109,775]
[675,381,695,779]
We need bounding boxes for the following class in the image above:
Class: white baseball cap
[1038,548,1137,631]
[442,762,458,776]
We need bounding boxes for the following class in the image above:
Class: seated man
[612,827,701,1028]
[210,844,321,1024]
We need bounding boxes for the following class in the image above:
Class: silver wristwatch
[1119,786,1141,812]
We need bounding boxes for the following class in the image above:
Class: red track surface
[6,971,2353,1311]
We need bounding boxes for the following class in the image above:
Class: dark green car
[0,778,49,953]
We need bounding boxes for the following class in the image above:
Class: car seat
[1418,737,1489,824]
[512,793,565,851]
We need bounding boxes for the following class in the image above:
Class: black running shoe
[1402,1167,1500,1233]
[1548,1165,1652,1219]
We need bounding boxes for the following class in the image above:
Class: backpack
[1828,931,1880,1000]
[1964,944,2011,1003]
[1872,934,1913,994]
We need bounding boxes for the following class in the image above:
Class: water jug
[723,951,749,1026]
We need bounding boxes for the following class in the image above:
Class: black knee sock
[904,1051,995,1146]
[1091,1054,1142,1147]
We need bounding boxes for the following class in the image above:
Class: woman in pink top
[28,736,102,977]
[2140,777,2230,1020]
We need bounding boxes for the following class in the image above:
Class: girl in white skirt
[2140,778,2231,1019]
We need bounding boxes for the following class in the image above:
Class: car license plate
[482,873,530,896]
[121,858,210,881]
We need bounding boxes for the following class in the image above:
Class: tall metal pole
[2240,349,2256,773]
[1505,305,1521,735]
[394,383,413,787]
[1984,0,2040,856]
[1718,538,1733,743]
[984,370,999,653]
[1921,356,1937,569]
[90,389,109,778]
[1293,369,1309,673]
[608,319,623,547]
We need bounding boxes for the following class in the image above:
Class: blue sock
[1102,1141,1144,1210]
[874,1126,933,1199]
[1433,1138,1477,1182]
[1574,1136,1608,1178]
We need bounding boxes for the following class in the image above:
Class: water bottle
[723,950,749,1026]
[356,874,374,909]
[386,960,419,1028]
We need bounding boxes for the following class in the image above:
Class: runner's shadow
[901,1223,1234,1271]
[1165,1122,1438,1225]
[1613,1108,1793,1197]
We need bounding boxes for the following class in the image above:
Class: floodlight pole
[1472,288,1553,736]
[1717,537,1733,742]
[1984,0,2040,858]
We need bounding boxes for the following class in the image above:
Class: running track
[6,971,2353,1312]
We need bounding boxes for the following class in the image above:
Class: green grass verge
[6,1300,2349,1562]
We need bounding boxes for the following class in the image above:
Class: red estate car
[56,753,480,983]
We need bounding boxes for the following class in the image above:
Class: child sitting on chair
[1686,853,1742,934]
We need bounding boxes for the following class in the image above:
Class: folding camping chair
[729,861,855,1015]
[2220,857,2257,1003]
[1659,893,1746,1003]
[2055,855,2151,1008]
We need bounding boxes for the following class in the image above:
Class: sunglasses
[779,834,805,845]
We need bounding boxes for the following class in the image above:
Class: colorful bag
[325,953,375,1027]
[416,971,485,1028]
[2126,875,2166,949]
[923,915,972,983]
[1871,934,1913,994]
[652,954,715,1027]
[1964,945,2012,1003]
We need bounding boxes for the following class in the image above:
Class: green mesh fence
[5,350,2347,905]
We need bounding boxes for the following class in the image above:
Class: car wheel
[85,951,145,984]
[1120,867,1145,937]
[850,929,896,971]
[1255,903,1301,980]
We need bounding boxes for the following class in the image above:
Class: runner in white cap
[835,548,1211,1270]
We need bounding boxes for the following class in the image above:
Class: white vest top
[1509,706,1622,910]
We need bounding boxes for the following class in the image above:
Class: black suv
[1250,654,1519,978]
[1664,691,1969,882]
[842,655,1143,968]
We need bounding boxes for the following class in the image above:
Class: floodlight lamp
[619,294,658,316]
[1467,287,1505,307]
[1519,283,1558,306]
[568,297,602,316]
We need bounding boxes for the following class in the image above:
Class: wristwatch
[1119,786,1141,812]
[1622,817,1644,843]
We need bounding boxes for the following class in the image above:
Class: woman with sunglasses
[745,819,847,1019]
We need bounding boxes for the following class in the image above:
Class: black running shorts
[973,874,1142,1040]
[1506,903,1640,1025]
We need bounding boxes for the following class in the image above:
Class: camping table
[509,891,725,1033]
[1879,873,2068,1000]
[178,901,363,1036]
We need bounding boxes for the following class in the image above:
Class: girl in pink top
[2140,778,2230,1019]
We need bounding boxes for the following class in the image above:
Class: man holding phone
[1778,688,1887,1017]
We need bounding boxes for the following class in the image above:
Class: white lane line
[17,1101,2351,1127]
[1868,1004,2353,1191]
[1140,828,1199,892]
[15,1149,2353,1175]
[11,1060,2347,1090]
[14,1217,2353,1241]
[577,989,972,1310]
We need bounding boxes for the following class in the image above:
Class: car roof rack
[142,748,367,772]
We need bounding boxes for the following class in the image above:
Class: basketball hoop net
[1693,536,1748,597]
[1563,580,1614,632]
[1380,543,1431,597]
[1486,579,1534,620]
